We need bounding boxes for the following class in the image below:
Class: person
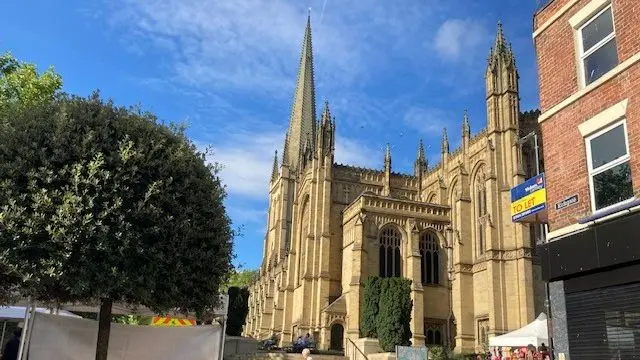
[2,322,23,360]
[302,348,312,360]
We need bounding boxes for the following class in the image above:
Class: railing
[345,338,368,360]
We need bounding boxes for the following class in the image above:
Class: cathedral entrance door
[330,323,344,351]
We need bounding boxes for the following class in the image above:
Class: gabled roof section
[283,14,317,168]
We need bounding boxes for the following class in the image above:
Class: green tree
[376,278,413,352]
[226,286,250,336]
[360,276,381,338]
[0,93,234,360]
[0,52,62,113]
[223,269,258,291]
[0,52,63,303]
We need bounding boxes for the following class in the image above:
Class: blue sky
[1,0,542,270]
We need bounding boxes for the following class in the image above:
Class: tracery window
[419,232,440,285]
[476,174,487,256]
[297,199,310,283]
[379,227,402,278]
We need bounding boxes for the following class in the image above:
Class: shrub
[360,276,382,338]
[226,286,250,336]
[376,277,413,352]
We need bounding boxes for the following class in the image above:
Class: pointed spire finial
[414,139,428,176]
[441,128,449,153]
[384,143,392,168]
[494,20,507,54]
[321,99,331,124]
[271,150,279,182]
[417,139,426,160]
[462,110,471,138]
[282,131,290,166]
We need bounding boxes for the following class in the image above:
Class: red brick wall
[534,0,640,231]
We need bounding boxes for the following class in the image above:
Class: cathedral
[245,16,546,354]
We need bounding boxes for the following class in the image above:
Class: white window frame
[576,4,617,88]
[584,119,632,212]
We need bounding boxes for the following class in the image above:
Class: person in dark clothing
[2,324,22,360]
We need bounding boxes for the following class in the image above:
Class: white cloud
[104,0,435,97]
[335,136,377,168]
[403,106,455,134]
[202,130,376,198]
[433,19,491,62]
[206,130,283,198]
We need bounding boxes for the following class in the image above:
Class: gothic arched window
[425,323,444,345]
[297,198,310,282]
[420,232,440,285]
[379,227,402,278]
[476,174,488,257]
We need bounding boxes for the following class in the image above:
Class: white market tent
[489,313,549,348]
[13,295,229,360]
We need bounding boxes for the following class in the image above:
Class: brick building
[533,0,640,358]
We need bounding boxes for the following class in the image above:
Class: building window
[578,5,618,86]
[419,232,439,285]
[585,120,633,211]
[379,227,402,278]
[298,199,310,283]
[424,323,444,346]
[475,179,487,256]
[477,318,489,348]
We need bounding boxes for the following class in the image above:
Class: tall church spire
[283,14,317,169]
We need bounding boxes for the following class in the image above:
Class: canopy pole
[1,321,7,348]
[17,297,32,360]
[219,316,227,360]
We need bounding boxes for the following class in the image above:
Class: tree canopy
[0,52,63,303]
[223,269,258,291]
[0,52,62,114]
[0,92,234,358]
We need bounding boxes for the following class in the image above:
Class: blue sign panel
[510,173,545,202]
[510,173,547,222]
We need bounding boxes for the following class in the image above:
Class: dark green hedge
[360,276,413,352]
[226,286,250,336]
[377,277,413,351]
[360,276,381,338]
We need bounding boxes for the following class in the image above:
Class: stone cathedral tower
[245,18,545,354]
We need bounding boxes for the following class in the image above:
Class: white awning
[0,306,82,321]
[489,313,549,348]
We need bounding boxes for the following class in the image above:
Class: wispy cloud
[433,19,492,62]
[200,129,376,198]
[403,106,455,134]
[335,135,377,168]
[106,0,431,96]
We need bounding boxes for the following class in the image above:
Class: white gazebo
[489,313,549,348]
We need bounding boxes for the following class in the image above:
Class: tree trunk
[95,298,113,360]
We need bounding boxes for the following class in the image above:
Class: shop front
[539,210,640,359]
